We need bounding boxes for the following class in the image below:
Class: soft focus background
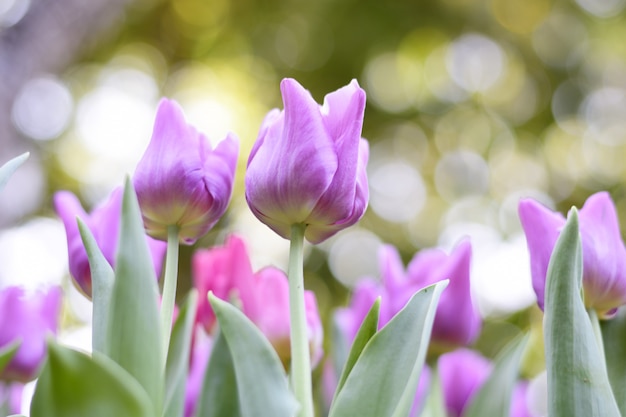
[1,0,626,390]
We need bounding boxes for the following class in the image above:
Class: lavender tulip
[519,192,626,316]
[245,78,369,244]
[0,286,62,383]
[54,188,167,297]
[134,98,239,244]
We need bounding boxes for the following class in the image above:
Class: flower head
[245,78,369,244]
[54,188,166,297]
[0,286,62,383]
[134,98,239,244]
[519,192,626,316]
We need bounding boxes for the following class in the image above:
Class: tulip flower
[54,188,167,298]
[133,98,239,245]
[518,192,626,316]
[0,382,23,415]
[192,235,323,366]
[438,348,492,417]
[184,328,212,417]
[0,286,62,383]
[245,78,369,244]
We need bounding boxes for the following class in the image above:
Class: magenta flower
[54,188,167,297]
[245,78,369,244]
[438,348,492,417]
[0,286,62,383]
[134,98,239,244]
[192,235,323,365]
[184,328,212,417]
[518,192,626,316]
[336,240,481,347]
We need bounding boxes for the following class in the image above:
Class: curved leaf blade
[30,342,155,417]
[0,341,20,374]
[543,209,620,417]
[0,152,29,193]
[601,308,626,415]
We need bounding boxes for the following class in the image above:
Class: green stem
[588,308,606,364]
[160,225,180,365]
[288,223,313,417]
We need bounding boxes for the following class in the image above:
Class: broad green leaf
[333,298,380,403]
[464,334,529,417]
[106,178,163,412]
[30,342,155,417]
[208,293,298,417]
[163,291,198,417]
[0,341,20,374]
[195,330,241,417]
[420,371,446,417]
[0,152,28,193]
[77,218,114,354]
[601,308,626,415]
[329,281,448,417]
[543,209,620,417]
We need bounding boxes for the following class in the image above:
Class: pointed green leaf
[601,308,626,415]
[544,208,620,417]
[0,341,20,374]
[420,370,446,417]
[106,178,163,411]
[464,334,529,417]
[208,293,298,417]
[30,342,155,417]
[195,330,241,417]
[163,291,198,417]
[0,153,28,193]
[329,280,448,417]
[77,218,114,354]
[333,298,380,403]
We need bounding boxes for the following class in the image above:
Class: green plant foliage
[420,371,446,417]
[0,341,19,374]
[105,178,163,412]
[30,342,155,417]
[208,293,298,417]
[0,153,28,193]
[328,280,448,417]
[77,218,114,354]
[543,209,620,417]
[601,308,626,415]
[163,291,198,417]
[464,334,529,417]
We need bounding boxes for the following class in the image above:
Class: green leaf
[464,334,529,417]
[77,218,114,354]
[543,208,620,417]
[333,298,380,403]
[106,178,163,412]
[601,308,626,415]
[163,290,198,417]
[420,371,446,417]
[208,293,298,417]
[30,342,155,417]
[195,330,241,417]
[0,340,20,374]
[329,280,448,417]
[0,152,29,193]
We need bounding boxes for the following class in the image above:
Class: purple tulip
[438,348,492,417]
[245,78,369,244]
[519,192,626,316]
[0,382,23,414]
[54,188,167,297]
[0,286,62,383]
[184,328,212,417]
[134,98,239,244]
[192,235,323,366]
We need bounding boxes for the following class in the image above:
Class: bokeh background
[1,0,626,394]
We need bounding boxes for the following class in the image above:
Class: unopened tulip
[245,78,369,244]
[519,192,626,317]
[134,98,239,244]
[54,188,166,297]
[0,286,62,383]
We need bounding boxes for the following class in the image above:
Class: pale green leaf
[601,308,626,415]
[30,342,155,417]
[420,371,446,417]
[329,280,448,417]
[0,153,28,193]
[544,208,620,417]
[208,293,298,417]
[106,178,163,412]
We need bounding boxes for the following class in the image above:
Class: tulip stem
[288,223,313,417]
[160,225,180,364]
